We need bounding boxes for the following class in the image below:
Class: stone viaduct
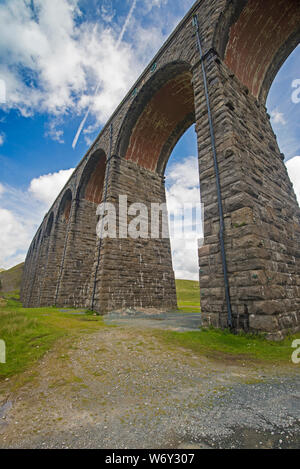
[21,0,300,339]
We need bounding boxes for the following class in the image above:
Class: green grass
[0,293,106,380]
[158,327,300,364]
[174,279,300,363]
[175,279,200,313]
[0,263,24,293]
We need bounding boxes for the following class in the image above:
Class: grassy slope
[0,263,24,293]
[158,328,300,364]
[175,279,200,313]
[0,293,106,380]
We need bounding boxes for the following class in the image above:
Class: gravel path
[0,325,299,449]
[104,310,202,331]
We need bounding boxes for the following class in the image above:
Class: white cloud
[286,156,300,205]
[166,156,201,280]
[0,0,144,141]
[0,208,31,270]
[0,133,5,146]
[170,238,200,281]
[29,168,75,206]
[271,109,286,125]
[45,120,65,144]
[0,167,74,268]
[0,0,198,272]
[100,0,116,23]
[0,0,195,145]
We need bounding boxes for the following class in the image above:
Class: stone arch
[214,0,300,102]
[52,149,108,308]
[116,61,195,174]
[33,212,56,306]
[77,149,107,204]
[99,62,199,313]
[24,221,49,307]
[57,189,73,223]
[45,213,54,237]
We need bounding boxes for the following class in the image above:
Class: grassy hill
[175,279,200,313]
[0,265,198,309]
[0,263,24,293]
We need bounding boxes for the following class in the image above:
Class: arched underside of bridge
[21,0,300,339]
[92,63,197,312]
[215,0,300,102]
[118,65,195,173]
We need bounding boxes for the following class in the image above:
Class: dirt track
[0,325,299,449]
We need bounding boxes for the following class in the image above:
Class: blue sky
[0,0,299,278]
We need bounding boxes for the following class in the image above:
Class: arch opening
[78,149,107,204]
[215,0,300,102]
[165,125,201,312]
[117,62,195,173]
[45,213,54,237]
[58,189,73,222]
[266,46,300,206]
[115,63,201,313]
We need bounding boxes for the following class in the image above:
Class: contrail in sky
[117,0,137,47]
[72,0,138,149]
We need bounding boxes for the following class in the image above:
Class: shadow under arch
[45,212,54,237]
[116,61,195,175]
[213,0,300,103]
[77,149,107,204]
[57,188,73,223]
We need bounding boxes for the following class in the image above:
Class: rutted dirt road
[0,325,299,449]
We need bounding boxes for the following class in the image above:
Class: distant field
[0,263,24,293]
[175,279,200,313]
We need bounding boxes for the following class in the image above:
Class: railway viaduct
[21,0,300,339]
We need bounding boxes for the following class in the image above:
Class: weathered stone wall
[55,199,99,308]
[194,52,300,339]
[90,156,177,313]
[21,0,300,338]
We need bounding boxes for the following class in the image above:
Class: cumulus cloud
[0,133,5,146]
[0,167,74,268]
[165,156,202,280]
[0,0,195,145]
[271,109,286,125]
[0,208,32,269]
[286,156,300,205]
[29,168,75,206]
[0,0,147,144]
